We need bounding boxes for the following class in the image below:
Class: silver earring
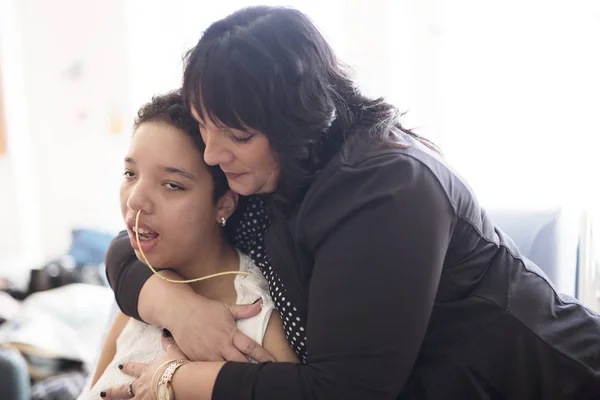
[220,217,227,227]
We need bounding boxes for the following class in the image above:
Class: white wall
[0,0,41,271]
[0,0,131,269]
[434,0,600,208]
[0,157,20,253]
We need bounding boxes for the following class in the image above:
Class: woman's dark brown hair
[183,6,437,211]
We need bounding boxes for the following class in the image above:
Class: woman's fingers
[101,381,134,399]
[226,300,274,362]
[232,330,275,362]
[221,346,249,363]
[227,300,263,320]
[119,361,149,378]
[160,333,188,360]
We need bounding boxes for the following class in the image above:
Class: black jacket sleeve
[105,230,153,321]
[212,152,456,399]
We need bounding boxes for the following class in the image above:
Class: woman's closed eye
[198,121,253,144]
[229,133,253,144]
[225,129,253,144]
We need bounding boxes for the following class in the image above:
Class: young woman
[78,92,296,400]
[104,7,600,399]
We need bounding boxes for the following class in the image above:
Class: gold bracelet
[152,361,174,400]
[157,360,190,400]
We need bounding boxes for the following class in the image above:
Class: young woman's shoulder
[236,253,299,362]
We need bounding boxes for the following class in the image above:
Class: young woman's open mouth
[127,218,160,254]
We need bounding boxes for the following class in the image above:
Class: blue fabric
[487,207,581,298]
[67,229,115,267]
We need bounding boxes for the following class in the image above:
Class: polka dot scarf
[232,195,308,363]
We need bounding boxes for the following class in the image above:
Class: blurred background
[0,0,599,398]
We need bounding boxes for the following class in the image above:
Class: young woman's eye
[123,170,135,179]
[164,183,185,191]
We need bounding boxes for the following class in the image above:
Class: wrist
[168,289,210,332]
[154,359,190,400]
[151,360,173,400]
[138,272,194,326]
[171,362,224,400]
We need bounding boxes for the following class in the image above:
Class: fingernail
[118,364,123,370]
[100,391,106,398]
[162,328,172,338]
[252,298,261,304]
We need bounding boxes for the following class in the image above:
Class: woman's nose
[202,131,234,167]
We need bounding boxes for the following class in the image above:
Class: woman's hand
[138,272,275,363]
[102,333,189,399]
[170,294,275,363]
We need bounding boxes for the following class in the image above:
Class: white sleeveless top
[78,253,273,400]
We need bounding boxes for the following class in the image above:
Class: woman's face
[191,108,280,196]
[119,121,230,269]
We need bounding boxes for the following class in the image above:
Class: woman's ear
[215,190,239,224]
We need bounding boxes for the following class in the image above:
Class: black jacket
[106,133,600,399]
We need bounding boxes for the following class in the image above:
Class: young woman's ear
[215,190,239,225]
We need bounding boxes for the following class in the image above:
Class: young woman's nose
[126,181,154,214]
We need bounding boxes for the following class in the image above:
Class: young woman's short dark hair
[134,91,230,202]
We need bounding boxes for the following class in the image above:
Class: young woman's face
[119,121,226,268]
[191,108,280,196]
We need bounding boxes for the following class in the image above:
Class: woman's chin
[228,182,255,196]
[229,179,276,196]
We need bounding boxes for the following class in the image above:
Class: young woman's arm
[262,312,299,363]
[88,311,130,388]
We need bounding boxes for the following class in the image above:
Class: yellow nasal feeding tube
[135,210,262,283]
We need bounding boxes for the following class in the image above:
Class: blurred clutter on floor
[0,228,116,400]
